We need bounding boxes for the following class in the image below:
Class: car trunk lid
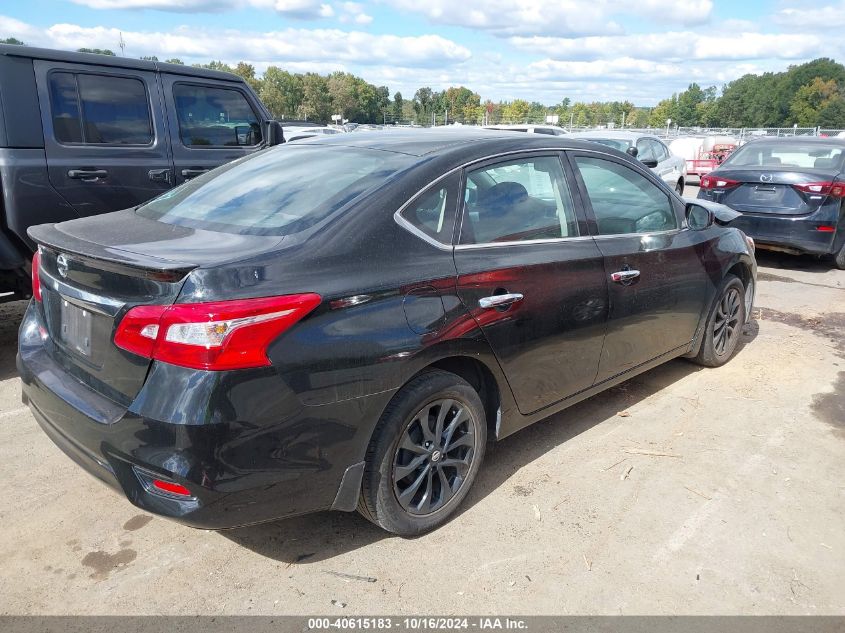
[711,168,841,216]
[29,210,284,409]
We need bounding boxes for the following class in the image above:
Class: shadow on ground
[755,249,836,274]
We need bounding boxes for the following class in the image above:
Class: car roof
[568,130,653,142]
[0,43,243,82]
[301,127,629,162]
[742,136,845,145]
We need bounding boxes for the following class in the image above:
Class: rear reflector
[114,293,321,371]
[31,250,42,302]
[792,182,845,197]
[816,225,836,232]
[152,479,192,496]
[700,175,740,190]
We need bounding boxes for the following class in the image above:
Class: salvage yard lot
[0,248,843,615]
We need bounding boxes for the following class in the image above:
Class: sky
[1,0,842,106]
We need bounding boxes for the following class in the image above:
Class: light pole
[666,118,672,137]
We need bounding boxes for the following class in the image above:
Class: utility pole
[445,109,448,126]
[118,32,125,57]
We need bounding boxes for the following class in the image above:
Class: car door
[453,152,609,415]
[34,60,173,217]
[160,75,265,185]
[568,151,709,383]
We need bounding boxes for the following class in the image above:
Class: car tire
[358,369,487,536]
[691,274,746,368]
[675,179,684,196]
[833,241,845,270]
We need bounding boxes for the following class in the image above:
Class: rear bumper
[701,205,840,255]
[18,301,393,529]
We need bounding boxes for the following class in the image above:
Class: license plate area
[60,299,93,357]
[749,185,783,203]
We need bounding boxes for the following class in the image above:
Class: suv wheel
[358,370,486,535]
[691,274,746,367]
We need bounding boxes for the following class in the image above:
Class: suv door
[160,75,264,185]
[568,152,709,382]
[453,153,609,415]
[34,61,173,216]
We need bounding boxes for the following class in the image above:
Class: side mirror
[626,146,639,158]
[263,120,285,147]
[686,203,714,230]
[640,158,658,168]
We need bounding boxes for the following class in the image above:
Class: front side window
[137,146,411,236]
[173,84,261,147]
[651,140,670,162]
[573,155,678,235]
[460,156,578,244]
[49,72,153,145]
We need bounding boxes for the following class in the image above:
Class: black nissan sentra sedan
[18,130,756,535]
[697,137,845,268]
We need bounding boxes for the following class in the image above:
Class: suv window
[399,178,457,245]
[173,84,261,147]
[49,72,153,145]
[574,155,677,235]
[460,156,578,244]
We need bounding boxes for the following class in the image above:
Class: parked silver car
[569,131,687,194]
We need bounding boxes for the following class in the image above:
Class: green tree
[1,37,25,45]
[140,55,159,61]
[501,99,530,122]
[164,58,184,65]
[790,77,839,126]
[77,48,115,56]
[392,92,403,122]
[300,73,332,122]
[260,67,303,119]
[413,87,434,123]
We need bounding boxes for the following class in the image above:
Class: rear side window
[137,146,411,236]
[574,155,677,235]
[173,84,262,147]
[399,176,458,245]
[48,72,153,145]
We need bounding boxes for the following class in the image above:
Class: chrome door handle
[181,168,210,179]
[611,269,640,283]
[479,293,524,309]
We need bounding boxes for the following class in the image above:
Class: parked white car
[569,131,687,194]
[483,124,568,136]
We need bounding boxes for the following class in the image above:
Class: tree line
[3,37,845,128]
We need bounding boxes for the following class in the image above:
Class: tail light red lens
[152,479,192,497]
[31,250,42,302]
[700,175,740,190]
[792,182,845,197]
[114,294,322,371]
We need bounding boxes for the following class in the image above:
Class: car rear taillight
[699,175,740,190]
[114,294,322,371]
[791,182,845,197]
[31,250,42,302]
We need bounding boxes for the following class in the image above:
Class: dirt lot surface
[0,243,843,615]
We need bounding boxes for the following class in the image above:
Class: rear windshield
[582,138,630,151]
[137,146,411,235]
[724,141,845,170]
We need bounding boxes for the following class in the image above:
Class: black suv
[0,44,280,301]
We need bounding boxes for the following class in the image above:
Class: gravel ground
[0,245,843,616]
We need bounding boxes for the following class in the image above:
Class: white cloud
[71,0,340,19]
[13,18,470,68]
[384,0,712,36]
[510,31,829,63]
[774,2,845,30]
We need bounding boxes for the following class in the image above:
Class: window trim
[566,150,683,238]
[172,81,263,150]
[47,69,155,148]
[456,151,585,248]
[395,172,460,248]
